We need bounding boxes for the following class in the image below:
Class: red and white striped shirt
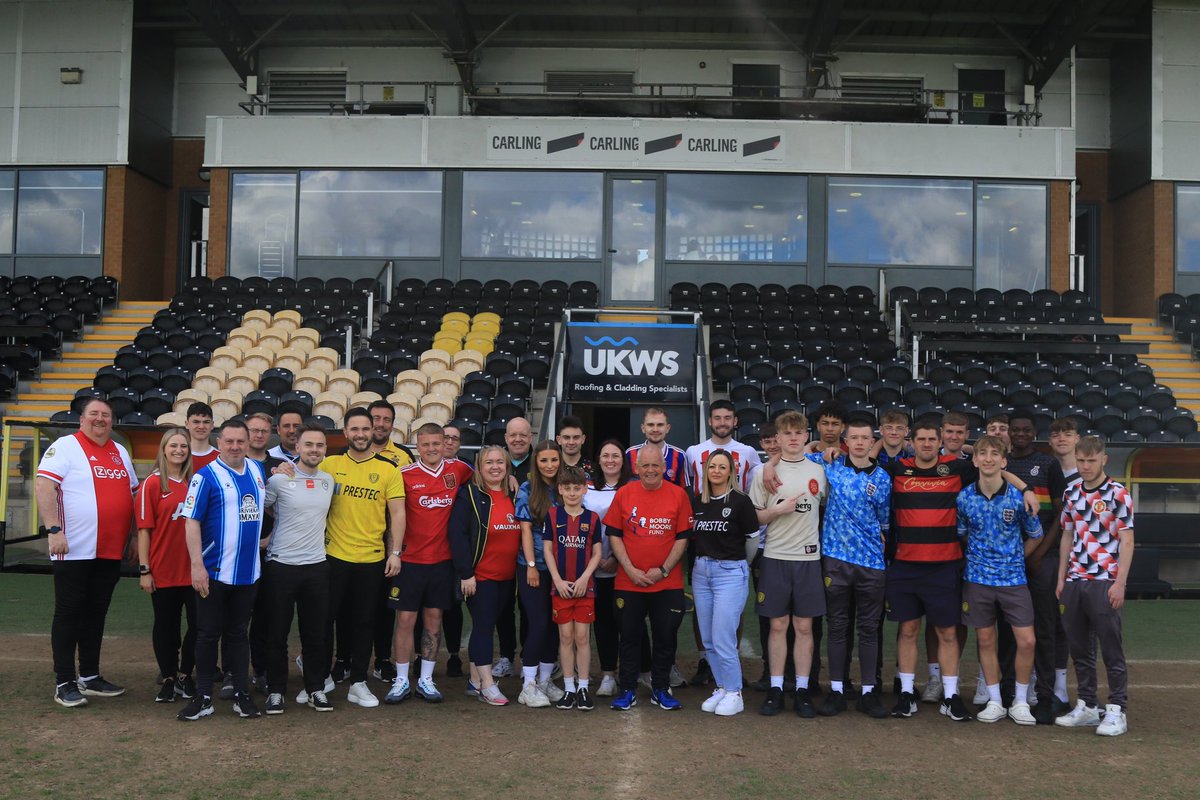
[37,432,138,561]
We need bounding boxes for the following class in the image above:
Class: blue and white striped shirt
[182,457,266,586]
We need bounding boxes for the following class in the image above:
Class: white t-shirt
[264,468,335,566]
[686,437,762,493]
[37,432,138,561]
[749,457,826,562]
[582,483,619,578]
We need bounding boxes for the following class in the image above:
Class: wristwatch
[390,550,402,557]
[659,566,670,579]
[138,564,151,576]
[40,525,62,536]
[527,560,537,568]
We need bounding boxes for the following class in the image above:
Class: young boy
[940,412,972,459]
[543,465,603,711]
[1048,417,1082,487]
[186,402,217,470]
[985,414,1010,448]
[956,435,1042,725]
[876,410,911,463]
[750,411,827,718]
[1055,437,1134,736]
[807,402,849,454]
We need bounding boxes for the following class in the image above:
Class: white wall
[1154,1,1200,179]
[0,0,131,164]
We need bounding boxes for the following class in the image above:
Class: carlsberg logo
[583,336,680,377]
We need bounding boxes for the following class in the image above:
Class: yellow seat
[472,311,501,327]
[442,311,471,327]
[463,337,494,356]
[470,318,500,336]
[431,337,462,355]
[272,309,302,332]
[439,318,470,337]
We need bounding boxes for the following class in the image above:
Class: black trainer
[446,654,464,678]
[576,687,594,711]
[373,658,397,683]
[176,674,197,700]
[265,692,285,715]
[892,675,902,696]
[690,658,713,687]
[307,690,333,712]
[54,681,88,708]
[1033,701,1056,725]
[233,691,262,718]
[793,688,816,718]
[251,673,268,696]
[891,691,918,718]
[751,664,770,692]
[331,660,351,683]
[816,690,846,717]
[78,676,125,697]
[555,690,577,710]
[856,690,889,719]
[940,694,974,722]
[760,686,785,716]
[177,694,213,721]
[156,677,177,703]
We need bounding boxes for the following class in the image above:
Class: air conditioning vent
[839,75,924,104]
[545,71,635,94]
[266,70,349,114]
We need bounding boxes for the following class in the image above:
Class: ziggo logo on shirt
[92,466,129,480]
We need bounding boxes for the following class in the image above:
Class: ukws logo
[582,335,680,377]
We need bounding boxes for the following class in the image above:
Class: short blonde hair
[973,434,1008,456]
[774,410,808,433]
[1076,435,1106,456]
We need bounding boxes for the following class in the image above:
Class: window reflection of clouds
[462,171,601,259]
[15,170,104,255]
[828,178,972,266]
[298,170,442,258]
[611,179,656,302]
[1176,185,1200,273]
[976,183,1047,291]
[229,173,297,279]
[666,174,807,262]
[0,172,13,254]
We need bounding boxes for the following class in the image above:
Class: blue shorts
[884,560,963,628]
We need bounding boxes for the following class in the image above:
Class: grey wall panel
[16,106,120,162]
[1176,274,1200,295]
[20,1,128,53]
[1162,122,1200,180]
[19,51,123,108]
[1042,58,1110,150]
[174,82,244,137]
[0,55,15,107]
[1163,66,1200,123]
[0,5,18,52]
[828,265,974,291]
[849,124,1071,179]
[0,109,12,157]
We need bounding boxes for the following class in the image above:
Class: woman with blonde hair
[448,445,520,705]
[135,428,196,703]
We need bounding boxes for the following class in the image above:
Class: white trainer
[491,657,514,678]
[517,682,551,708]
[701,688,727,713]
[972,682,990,706]
[1055,699,1101,727]
[346,681,379,708]
[637,672,653,690]
[1008,702,1036,726]
[976,700,1006,723]
[296,689,308,705]
[596,675,618,697]
[669,665,686,688]
[921,680,944,703]
[1096,704,1127,736]
[296,677,335,707]
[539,679,565,702]
[714,691,745,717]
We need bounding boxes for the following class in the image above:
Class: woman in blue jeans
[690,450,761,716]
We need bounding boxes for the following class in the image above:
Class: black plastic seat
[1141,384,1176,411]
[1007,381,1038,408]
[1038,382,1072,411]
[359,370,393,396]
[735,400,768,427]
[729,378,763,404]
[833,379,868,404]
[1162,407,1198,437]
[454,395,491,423]
[868,380,903,406]
[1127,406,1163,438]
[242,390,279,417]
[971,380,1005,408]
[798,379,832,405]
[745,358,779,382]
[106,388,139,419]
[812,358,846,384]
[93,366,127,394]
[279,390,314,416]
[1090,405,1125,437]
[139,388,175,418]
[936,381,971,407]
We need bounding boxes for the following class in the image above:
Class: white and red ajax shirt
[37,432,138,561]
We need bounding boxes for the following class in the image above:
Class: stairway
[1113,316,1200,415]
[2,301,163,422]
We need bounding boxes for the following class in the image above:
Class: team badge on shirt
[722,507,731,518]
[1093,500,1107,514]
[1002,509,1015,523]
[809,479,820,495]
[239,494,259,522]
[45,447,56,458]
[1030,466,1040,476]
[443,474,458,489]
[937,464,950,476]
[369,472,379,484]
[111,453,121,465]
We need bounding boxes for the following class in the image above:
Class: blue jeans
[692,556,750,692]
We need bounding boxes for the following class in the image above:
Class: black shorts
[388,560,455,612]
[884,560,962,628]
[755,557,826,619]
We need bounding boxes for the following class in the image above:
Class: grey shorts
[961,582,1035,629]
[755,557,826,619]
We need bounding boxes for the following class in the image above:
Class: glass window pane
[15,170,104,255]
[462,171,601,259]
[229,173,297,279]
[610,178,657,303]
[298,170,442,258]
[666,173,806,262]
[827,177,972,266]
[976,183,1048,290]
[0,171,13,254]
[1177,185,1200,272]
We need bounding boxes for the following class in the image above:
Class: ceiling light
[521,220,532,225]
[955,211,968,216]
[849,192,862,198]
[744,223,755,228]
[511,200,522,206]
[795,214,804,220]
[1008,225,1019,232]
[752,204,765,209]
[835,208,848,213]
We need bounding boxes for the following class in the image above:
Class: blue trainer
[651,688,681,710]
[384,677,411,704]
[611,689,638,710]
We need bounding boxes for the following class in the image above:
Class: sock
[396,661,410,680]
[1015,681,1029,705]
[522,665,537,686]
[420,659,436,681]
[942,675,959,698]
[538,662,554,683]
[1055,669,1069,702]
[830,680,844,694]
[862,684,874,695]
[899,672,915,694]
[79,674,98,683]
[928,663,941,680]
[978,666,986,684]
[578,678,589,690]
[770,675,784,689]
[987,683,1002,703]
[795,676,809,690]
[564,677,577,692]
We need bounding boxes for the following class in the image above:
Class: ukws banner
[565,322,696,403]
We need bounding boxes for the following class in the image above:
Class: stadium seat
[1162,407,1198,437]
[1090,406,1125,437]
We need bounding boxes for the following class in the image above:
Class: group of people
[37,394,1134,735]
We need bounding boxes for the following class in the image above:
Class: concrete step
[13,392,75,403]
[1107,316,1155,324]
[1124,333,1174,342]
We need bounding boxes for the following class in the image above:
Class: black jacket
[448,483,511,580]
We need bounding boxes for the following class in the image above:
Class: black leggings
[517,569,558,666]
[51,558,121,684]
[466,579,514,666]
[150,585,197,679]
